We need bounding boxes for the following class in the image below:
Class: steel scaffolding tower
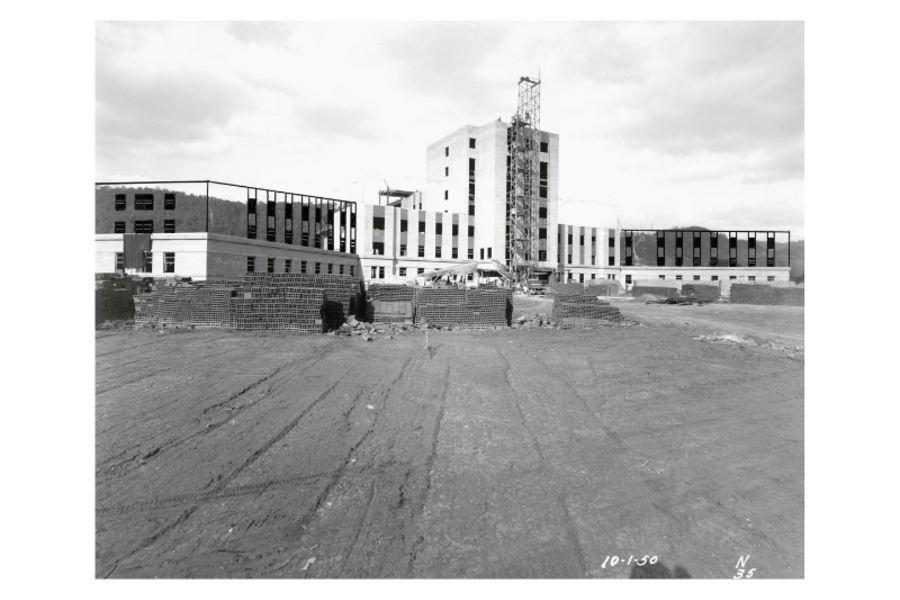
[506,76,541,283]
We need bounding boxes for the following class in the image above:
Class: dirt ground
[95,295,803,579]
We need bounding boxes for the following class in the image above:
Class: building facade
[95,182,362,280]
[356,120,791,288]
[424,120,560,272]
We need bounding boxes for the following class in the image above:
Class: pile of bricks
[132,273,362,333]
[585,282,622,297]
[244,273,364,329]
[230,285,324,332]
[631,285,678,298]
[367,284,416,323]
[552,294,624,329]
[96,276,152,324]
[415,287,511,329]
[730,284,804,306]
[680,284,721,303]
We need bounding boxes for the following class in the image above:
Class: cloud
[227,21,293,46]
[575,22,803,182]
[96,41,253,159]
[292,102,382,142]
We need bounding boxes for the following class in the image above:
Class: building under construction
[94,76,792,290]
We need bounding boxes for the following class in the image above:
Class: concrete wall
[426,120,560,270]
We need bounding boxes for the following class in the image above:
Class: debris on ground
[646,297,705,306]
[693,333,804,354]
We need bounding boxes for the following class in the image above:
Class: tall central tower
[506,76,541,282]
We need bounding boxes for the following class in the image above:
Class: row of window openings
[563,234,614,246]
[561,274,777,284]
[444,139,548,156]
[115,252,175,273]
[375,218,475,238]
[569,274,618,283]
[655,274,774,282]
[371,266,476,281]
[116,221,175,234]
[243,257,354,276]
[375,244,475,260]
[115,193,176,211]
[563,255,617,267]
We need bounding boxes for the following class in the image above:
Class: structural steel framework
[96,179,357,255]
[620,229,791,268]
[506,76,541,283]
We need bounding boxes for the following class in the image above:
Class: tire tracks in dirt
[406,360,449,575]
[207,380,340,495]
[97,470,341,517]
[102,506,197,578]
[286,355,415,540]
[493,343,590,576]
[99,340,345,471]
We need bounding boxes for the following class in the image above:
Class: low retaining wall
[730,284,804,306]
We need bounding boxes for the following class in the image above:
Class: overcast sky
[96,21,804,238]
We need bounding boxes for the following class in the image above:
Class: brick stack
[367,284,416,323]
[415,288,468,327]
[412,287,511,329]
[631,285,678,298]
[730,284,804,306]
[464,287,513,329]
[585,282,622,297]
[552,294,624,329]
[230,285,324,332]
[96,276,153,324]
[244,273,364,329]
[681,284,721,303]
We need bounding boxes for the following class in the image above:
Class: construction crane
[506,75,541,284]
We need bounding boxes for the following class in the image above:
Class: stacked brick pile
[730,284,804,306]
[366,284,416,324]
[96,276,152,324]
[552,294,624,329]
[230,285,324,332]
[585,282,622,297]
[415,288,468,327]
[96,281,136,324]
[244,273,364,329]
[631,285,678,298]
[133,273,362,333]
[681,284,721,303]
[414,287,512,329]
[465,287,513,329]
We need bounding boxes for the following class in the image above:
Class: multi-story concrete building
[424,120,560,271]
[94,125,792,290]
[356,119,792,288]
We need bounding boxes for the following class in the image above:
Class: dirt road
[96,300,803,578]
